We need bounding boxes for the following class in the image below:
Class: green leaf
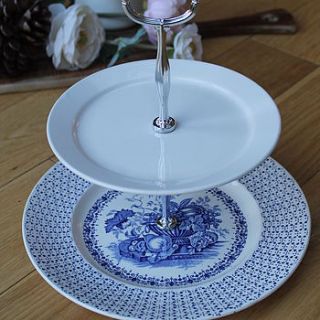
[107,27,147,67]
[167,47,174,59]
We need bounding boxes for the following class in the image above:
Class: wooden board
[0,55,148,95]
[0,89,63,187]
[1,0,320,319]
[0,3,301,95]
[0,161,53,293]
[213,38,316,98]
[254,0,320,64]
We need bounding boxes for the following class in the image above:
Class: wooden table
[0,1,319,319]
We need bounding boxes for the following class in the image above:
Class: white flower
[47,4,105,70]
[173,23,203,61]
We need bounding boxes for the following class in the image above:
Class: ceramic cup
[75,0,143,30]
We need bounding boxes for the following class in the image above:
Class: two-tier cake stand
[23,1,310,319]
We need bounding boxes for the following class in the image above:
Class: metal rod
[153,24,176,133]
[157,24,169,123]
[161,195,170,226]
[121,0,200,134]
[157,195,177,229]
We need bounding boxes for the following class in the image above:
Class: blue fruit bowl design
[105,196,225,265]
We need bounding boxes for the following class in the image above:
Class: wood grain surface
[254,0,320,64]
[0,1,319,319]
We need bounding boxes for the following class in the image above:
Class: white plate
[47,60,281,195]
[23,158,310,320]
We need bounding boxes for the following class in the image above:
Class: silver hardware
[153,117,176,134]
[156,195,178,229]
[157,216,178,229]
[262,13,280,23]
[122,1,200,229]
[154,23,173,133]
[122,0,200,134]
[122,0,199,27]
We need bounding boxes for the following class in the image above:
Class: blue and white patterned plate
[23,158,310,320]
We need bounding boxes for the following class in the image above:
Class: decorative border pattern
[23,158,310,320]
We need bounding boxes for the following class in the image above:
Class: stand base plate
[23,158,310,320]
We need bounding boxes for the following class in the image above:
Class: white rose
[47,4,105,70]
[173,23,203,61]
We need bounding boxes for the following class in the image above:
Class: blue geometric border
[23,158,310,320]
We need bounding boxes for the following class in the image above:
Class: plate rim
[22,158,310,320]
[47,59,281,195]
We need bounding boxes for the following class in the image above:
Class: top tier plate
[47,60,281,195]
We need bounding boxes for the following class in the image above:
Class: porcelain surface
[47,60,281,194]
[72,184,260,288]
[23,158,310,320]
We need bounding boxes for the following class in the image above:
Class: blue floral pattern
[23,158,311,320]
[83,190,247,287]
[106,197,223,263]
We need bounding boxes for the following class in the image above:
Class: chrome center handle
[122,0,200,134]
[122,0,199,27]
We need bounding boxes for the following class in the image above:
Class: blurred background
[1,0,316,94]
